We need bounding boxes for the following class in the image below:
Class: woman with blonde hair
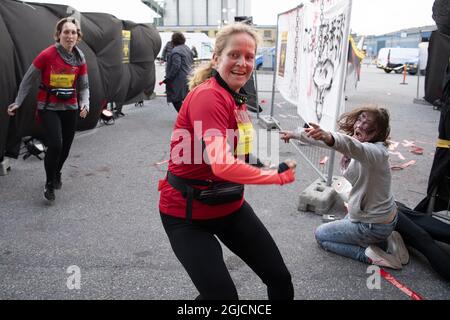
[158,23,297,300]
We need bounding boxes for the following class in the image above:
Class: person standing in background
[163,32,193,113]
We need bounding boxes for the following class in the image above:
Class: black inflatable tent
[418,0,450,212]
[432,0,450,36]
[416,62,450,213]
[0,0,161,159]
[424,31,450,106]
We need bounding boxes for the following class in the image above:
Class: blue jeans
[315,215,397,263]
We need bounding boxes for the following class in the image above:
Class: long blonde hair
[188,23,260,90]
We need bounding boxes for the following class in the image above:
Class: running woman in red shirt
[158,23,297,300]
[7,17,89,202]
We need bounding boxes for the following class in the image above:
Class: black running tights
[38,110,77,185]
[160,201,294,300]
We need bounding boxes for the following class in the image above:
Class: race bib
[50,65,77,88]
[50,74,76,88]
[235,109,254,156]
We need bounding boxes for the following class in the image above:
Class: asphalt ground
[0,64,449,300]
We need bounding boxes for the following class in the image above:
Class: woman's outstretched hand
[305,122,334,146]
[279,131,296,143]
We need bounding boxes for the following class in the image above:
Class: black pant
[396,203,450,281]
[160,201,294,300]
[38,109,77,185]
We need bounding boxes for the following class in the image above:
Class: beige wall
[255,26,276,47]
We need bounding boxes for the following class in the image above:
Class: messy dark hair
[338,104,391,145]
[171,32,186,46]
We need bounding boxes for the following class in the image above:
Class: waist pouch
[40,84,75,101]
[50,88,75,100]
[196,182,244,205]
[166,171,243,220]
[167,171,243,206]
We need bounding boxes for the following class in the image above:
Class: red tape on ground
[380,269,424,300]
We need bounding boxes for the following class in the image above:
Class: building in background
[144,0,250,37]
[361,25,437,59]
[141,0,276,47]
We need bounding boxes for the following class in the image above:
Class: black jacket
[165,44,193,103]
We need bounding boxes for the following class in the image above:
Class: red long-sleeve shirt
[158,77,294,219]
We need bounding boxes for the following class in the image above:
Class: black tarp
[415,61,450,213]
[0,0,161,159]
[419,11,450,212]
[433,0,450,36]
[424,31,450,105]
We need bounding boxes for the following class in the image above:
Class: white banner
[276,0,352,131]
[275,5,304,106]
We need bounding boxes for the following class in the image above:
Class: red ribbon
[380,269,424,300]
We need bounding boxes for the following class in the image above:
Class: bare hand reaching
[279,131,296,143]
[305,122,334,146]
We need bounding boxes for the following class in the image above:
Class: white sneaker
[365,245,402,270]
[387,231,410,265]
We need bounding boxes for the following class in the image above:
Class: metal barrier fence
[252,68,335,183]
[153,61,335,183]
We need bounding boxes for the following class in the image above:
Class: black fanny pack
[195,182,244,205]
[167,172,244,220]
[40,84,75,101]
[50,88,75,100]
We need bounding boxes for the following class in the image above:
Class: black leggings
[160,201,294,300]
[38,110,77,184]
[396,203,450,281]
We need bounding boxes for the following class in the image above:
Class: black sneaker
[44,183,55,201]
[54,172,62,190]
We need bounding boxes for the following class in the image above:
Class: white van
[376,47,419,75]
[158,32,215,61]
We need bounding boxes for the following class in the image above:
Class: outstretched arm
[205,135,296,185]
[304,122,384,164]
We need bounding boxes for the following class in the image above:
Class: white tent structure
[158,32,215,60]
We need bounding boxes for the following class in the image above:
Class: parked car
[255,47,275,70]
[255,54,264,70]
[376,47,419,75]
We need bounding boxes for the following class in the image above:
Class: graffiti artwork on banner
[304,11,346,121]
[297,0,351,131]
